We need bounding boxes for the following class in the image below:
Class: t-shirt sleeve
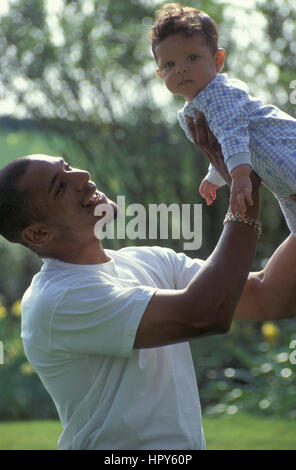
[169,250,206,290]
[51,281,156,358]
[119,246,204,291]
[130,245,204,291]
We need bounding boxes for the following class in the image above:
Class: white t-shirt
[21,245,206,450]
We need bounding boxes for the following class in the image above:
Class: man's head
[0,157,46,247]
[150,3,225,101]
[0,155,117,261]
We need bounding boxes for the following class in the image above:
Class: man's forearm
[234,234,296,321]
[185,176,260,334]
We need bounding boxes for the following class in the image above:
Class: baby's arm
[230,164,253,216]
[200,163,226,205]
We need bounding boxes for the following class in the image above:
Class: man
[0,137,293,450]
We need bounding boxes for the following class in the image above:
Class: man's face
[155,33,223,101]
[18,155,117,251]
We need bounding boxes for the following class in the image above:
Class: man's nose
[71,169,90,191]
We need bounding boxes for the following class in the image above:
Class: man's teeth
[90,193,98,202]
[86,192,101,206]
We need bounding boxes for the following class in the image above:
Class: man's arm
[134,173,260,349]
[234,234,296,321]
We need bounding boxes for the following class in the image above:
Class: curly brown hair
[149,3,219,57]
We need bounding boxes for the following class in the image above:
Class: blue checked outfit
[178,73,296,235]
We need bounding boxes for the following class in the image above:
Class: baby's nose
[176,61,189,73]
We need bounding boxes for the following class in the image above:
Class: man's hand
[185,111,231,187]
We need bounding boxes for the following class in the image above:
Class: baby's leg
[276,195,296,237]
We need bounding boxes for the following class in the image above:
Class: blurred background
[0,0,295,449]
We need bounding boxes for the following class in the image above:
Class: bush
[191,319,296,419]
[0,306,58,420]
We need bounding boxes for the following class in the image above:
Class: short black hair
[0,157,45,250]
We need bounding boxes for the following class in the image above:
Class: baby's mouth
[178,79,194,87]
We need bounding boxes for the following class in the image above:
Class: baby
[149,3,296,233]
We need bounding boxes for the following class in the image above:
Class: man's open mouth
[83,190,105,208]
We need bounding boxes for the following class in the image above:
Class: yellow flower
[20,362,34,375]
[0,305,7,319]
[261,322,280,345]
[11,300,22,317]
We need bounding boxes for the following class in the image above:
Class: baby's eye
[189,54,198,61]
[165,61,175,68]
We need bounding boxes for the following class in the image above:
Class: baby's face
[155,33,223,101]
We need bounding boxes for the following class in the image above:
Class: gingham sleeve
[205,163,227,187]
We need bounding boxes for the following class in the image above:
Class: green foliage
[192,320,296,418]
[0,312,57,420]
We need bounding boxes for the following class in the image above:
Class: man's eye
[56,181,65,196]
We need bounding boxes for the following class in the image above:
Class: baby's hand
[230,164,253,217]
[199,179,220,206]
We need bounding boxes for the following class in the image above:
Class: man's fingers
[208,129,220,150]
[230,193,237,216]
[231,191,254,217]
[185,116,197,144]
[194,112,209,146]
[237,193,247,217]
[246,193,254,206]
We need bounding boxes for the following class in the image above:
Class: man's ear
[156,69,163,79]
[21,223,54,248]
[215,48,226,72]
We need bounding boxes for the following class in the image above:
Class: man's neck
[48,239,110,265]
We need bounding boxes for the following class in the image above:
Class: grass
[203,413,296,450]
[0,420,62,450]
[0,414,295,450]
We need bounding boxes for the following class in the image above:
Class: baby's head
[150,3,225,101]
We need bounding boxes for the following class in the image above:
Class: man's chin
[93,199,118,238]
[103,198,118,222]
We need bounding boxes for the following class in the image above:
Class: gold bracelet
[223,213,262,239]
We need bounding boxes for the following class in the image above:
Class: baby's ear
[216,48,226,72]
[156,69,163,79]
